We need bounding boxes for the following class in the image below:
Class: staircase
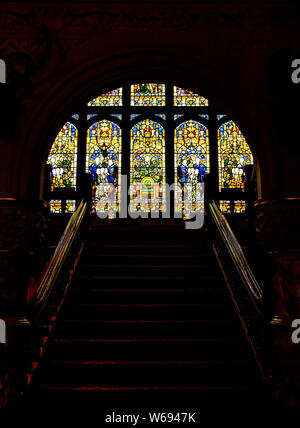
[19,221,272,409]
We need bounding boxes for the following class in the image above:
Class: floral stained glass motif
[72,114,79,120]
[47,122,78,190]
[218,121,253,191]
[174,121,209,217]
[174,114,184,120]
[131,84,166,106]
[111,114,122,120]
[130,119,165,214]
[174,87,209,107]
[87,88,123,106]
[86,120,122,216]
[155,114,166,120]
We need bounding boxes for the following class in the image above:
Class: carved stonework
[0,200,49,315]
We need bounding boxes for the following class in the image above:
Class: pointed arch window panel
[218,121,253,191]
[174,87,209,107]
[47,122,78,191]
[87,88,123,106]
[130,119,166,215]
[86,120,122,217]
[174,121,209,218]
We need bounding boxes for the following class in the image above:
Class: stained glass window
[174,121,209,217]
[48,84,254,218]
[218,121,253,191]
[87,88,123,106]
[130,114,141,120]
[86,120,122,216]
[87,114,98,120]
[131,84,166,106]
[130,119,165,214]
[65,200,76,214]
[234,200,246,213]
[219,200,247,214]
[47,122,78,190]
[49,199,76,214]
[219,200,231,214]
[174,87,209,107]
[49,200,62,214]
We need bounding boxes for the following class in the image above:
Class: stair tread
[19,222,268,407]
[35,384,265,391]
[53,338,240,343]
[47,359,250,365]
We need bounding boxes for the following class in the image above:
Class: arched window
[46,83,254,216]
[130,119,165,214]
[174,121,209,217]
[218,120,253,191]
[47,122,78,190]
[86,120,122,214]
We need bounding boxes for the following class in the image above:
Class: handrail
[209,200,263,316]
[32,199,87,319]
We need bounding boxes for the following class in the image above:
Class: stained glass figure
[49,200,62,214]
[174,121,209,218]
[86,120,122,216]
[87,88,123,106]
[131,84,166,106]
[130,119,165,214]
[218,121,253,191]
[47,122,78,190]
[174,87,209,107]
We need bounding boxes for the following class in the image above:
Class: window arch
[46,83,254,216]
